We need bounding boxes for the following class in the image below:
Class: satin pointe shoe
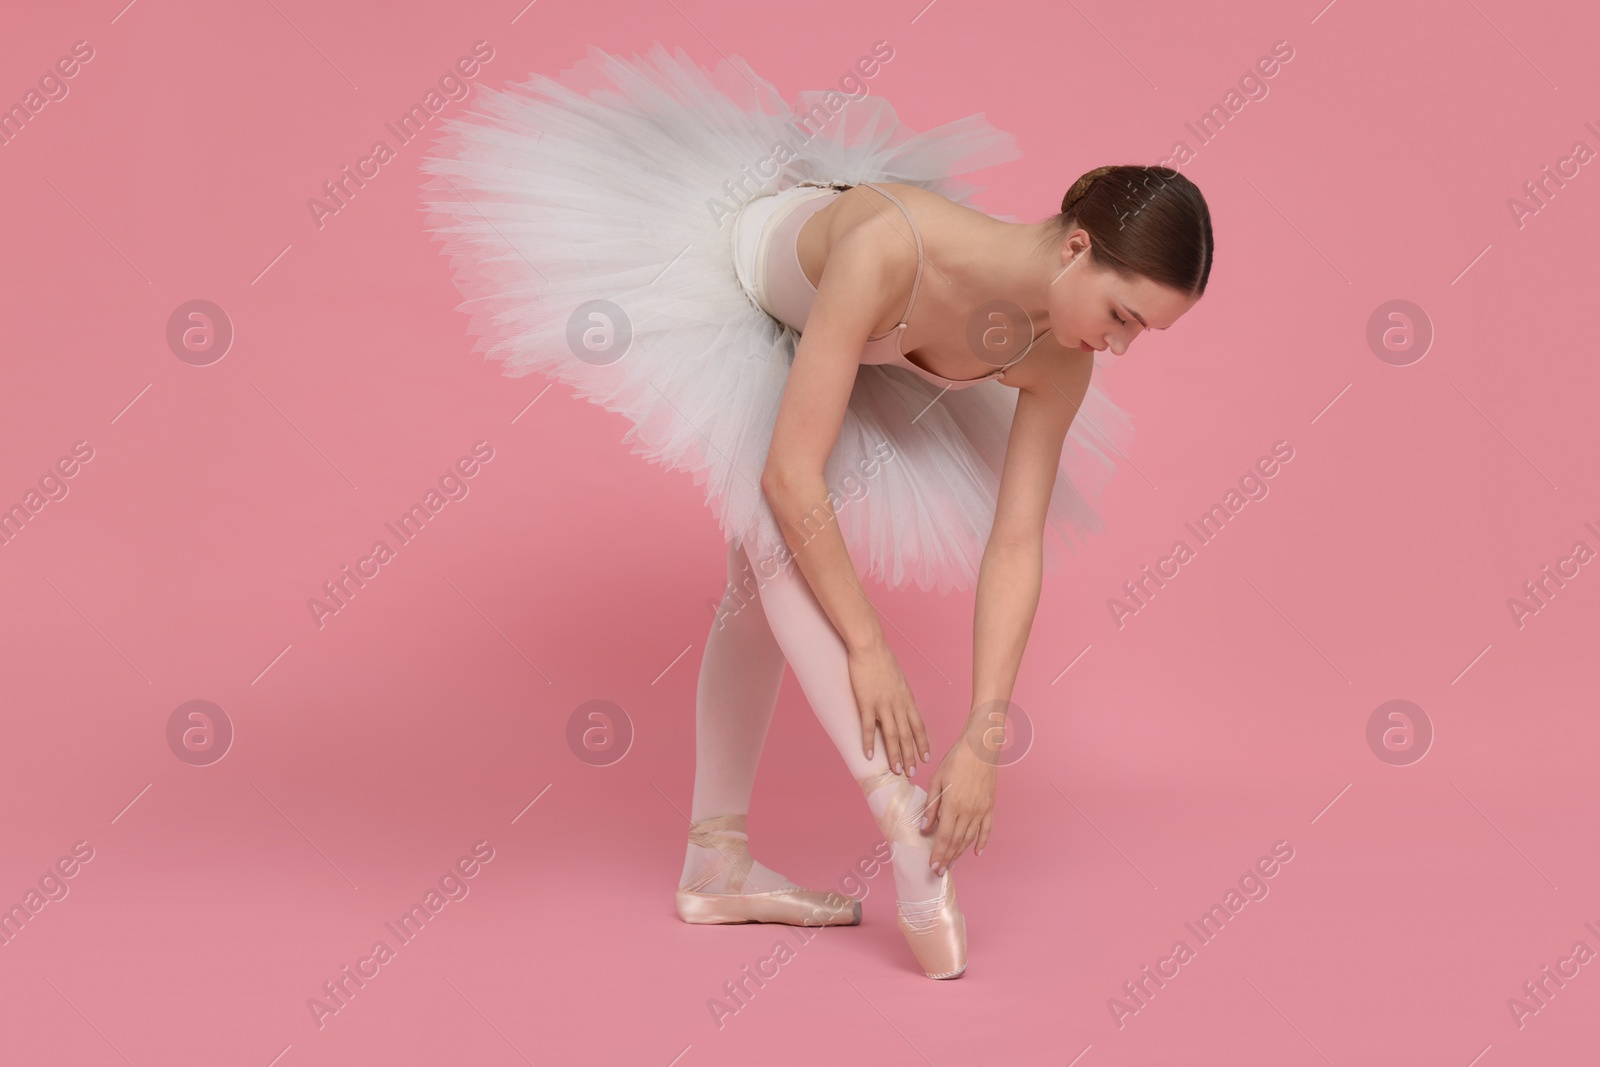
[858,769,968,980]
[675,813,862,927]
[896,870,967,980]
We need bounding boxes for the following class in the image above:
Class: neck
[986,217,1066,336]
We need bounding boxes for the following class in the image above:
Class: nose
[1108,325,1142,356]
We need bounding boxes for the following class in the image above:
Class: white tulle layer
[418,42,1133,594]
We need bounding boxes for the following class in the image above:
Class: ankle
[679,815,797,895]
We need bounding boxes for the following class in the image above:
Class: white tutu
[417,43,1133,593]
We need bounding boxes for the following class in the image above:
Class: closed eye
[1111,310,1126,326]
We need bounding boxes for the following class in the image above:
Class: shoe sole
[676,890,862,927]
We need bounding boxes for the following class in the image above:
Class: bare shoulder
[803,216,906,338]
[834,182,968,243]
[1004,331,1094,400]
[809,183,970,328]
[798,189,914,330]
[819,182,974,263]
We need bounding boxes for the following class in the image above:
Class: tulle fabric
[418,42,1133,593]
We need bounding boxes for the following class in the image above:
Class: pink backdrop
[2,1,1597,1064]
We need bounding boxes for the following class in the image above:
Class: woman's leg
[739,541,947,913]
[678,539,796,894]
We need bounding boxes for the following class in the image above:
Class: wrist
[843,623,886,655]
[963,699,1015,767]
[965,697,1013,731]
[950,738,1000,778]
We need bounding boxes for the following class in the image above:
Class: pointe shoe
[896,870,967,979]
[858,769,968,980]
[675,813,861,927]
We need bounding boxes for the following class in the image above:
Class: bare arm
[759,228,889,654]
[760,225,931,774]
[973,349,1094,719]
[923,345,1095,872]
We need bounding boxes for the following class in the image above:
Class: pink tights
[679,539,946,914]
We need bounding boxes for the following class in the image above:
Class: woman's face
[1049,230,1199,355]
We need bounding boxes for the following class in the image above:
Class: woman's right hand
[846,637,930,777]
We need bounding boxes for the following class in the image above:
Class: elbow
[760,465,785,507]
[760,462,807,507]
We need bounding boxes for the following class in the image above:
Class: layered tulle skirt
[418,42,1132,593]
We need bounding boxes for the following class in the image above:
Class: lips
[1079,341,1094,352]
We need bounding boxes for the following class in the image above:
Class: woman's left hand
[920,724,999,875]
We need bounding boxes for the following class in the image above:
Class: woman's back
[738,181,1055,389]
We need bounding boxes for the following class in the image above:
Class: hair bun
[1047,163,1212,295]
[1061,165,1117,217]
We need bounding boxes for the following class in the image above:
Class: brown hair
[1041,164,1213,296]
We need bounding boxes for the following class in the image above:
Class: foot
[858,770,968,979]
[894,869,967,979]
[676,813,861,927]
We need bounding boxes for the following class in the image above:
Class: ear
[1058,229,1094,273]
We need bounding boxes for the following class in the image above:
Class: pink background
[2,1,1597,1064]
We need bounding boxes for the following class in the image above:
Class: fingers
[880,697,919,778]
[907,703,931,765]
[932,819,951,874]
[928,808,991,873]
[887,656,919,774]
[928,818,950,873]
[893,704,919,778]
[930,811,965,875]
[877,710,905,775]
[860,704,876,761]
[919,772,945,832]
[957,818,978,866]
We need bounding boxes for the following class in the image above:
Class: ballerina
[419,43,1213,981]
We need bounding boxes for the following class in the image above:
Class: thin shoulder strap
[1006,326,1055,368]
[859,181,924,327]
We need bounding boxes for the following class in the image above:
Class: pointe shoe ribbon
[857,769,931,848]
[857,770,968,980]
[676,813,861,927]
[680,813,755,895]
